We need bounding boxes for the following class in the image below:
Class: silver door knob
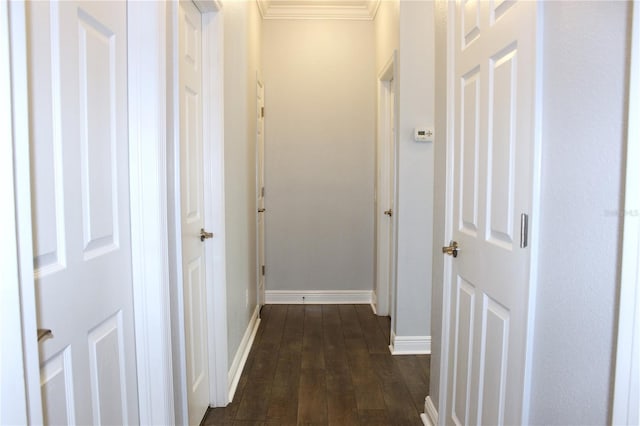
[384,209,393,217]
[442,241,459,258]
[200,228,214,241]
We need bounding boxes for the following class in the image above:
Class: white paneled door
[27,1,138,424]
[446,0,538,424]
[257,79,266,307]
[179,2,210,424]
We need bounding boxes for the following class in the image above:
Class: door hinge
[261,186,265,197]
[520,213,529,248]
[261,265,265,276]
[261,106,264,118]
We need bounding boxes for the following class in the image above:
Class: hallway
[203,305,428,425]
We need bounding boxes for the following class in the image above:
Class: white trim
[420,396,438,426]
[389,332,431,355]
[265,290,373,305]
[612,1,640,424]
[202,4,229,408]
[3,2,43,423]
[127,3,175,424]
[375,52,397,318]
[437,3,456,422]
[257,0,380,20]
[227,306,261,403]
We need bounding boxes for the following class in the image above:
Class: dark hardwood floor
[202,304,429,426]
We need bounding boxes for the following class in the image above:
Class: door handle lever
[442,241,459,258]
[37,328,53,342]
[384,209,393,217]
[200,228,214,241]
[258,208,266,213]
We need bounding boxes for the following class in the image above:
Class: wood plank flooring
[202,304,429,426]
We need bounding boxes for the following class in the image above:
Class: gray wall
[262,19,376,294]
[394,0,435,339]
[529,2,629,424]
[223,0,262,363]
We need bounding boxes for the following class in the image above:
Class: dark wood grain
[201,304,428,426]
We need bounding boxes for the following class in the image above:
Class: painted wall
[428,1,630,422]
[428,0,448,408]
[529,2,629,424]
[262,19,376,294]
[393,0,434,339]
[223,0,262,364]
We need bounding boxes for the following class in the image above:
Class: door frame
[437,1,543,423]
[167,0,228,420]
[612,1,640,422]
[375,51,398,319]
[255,75,266,309]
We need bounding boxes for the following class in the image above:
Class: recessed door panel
[40,348,75,426]
[451,277,476,426]
[78,9,119,259]
[487,46,517,248]
[459,68,480,235]
[29,2,66,277]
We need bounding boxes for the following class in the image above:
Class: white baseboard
[389,331,431,355]
[421,395,438,426]
[227,305,260,402]
[265,290,373,304]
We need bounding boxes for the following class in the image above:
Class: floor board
[202,304,429,426]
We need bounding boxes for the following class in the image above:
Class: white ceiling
[257,0,381,20]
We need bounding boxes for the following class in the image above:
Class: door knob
[442,240,459,258]
[200,228,214,242]
[258,208,266,213]
[384,209,393,217]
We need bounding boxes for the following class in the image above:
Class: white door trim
[612,1,640,423]
[436,4,455,421]
[167,0,228,416]
[3,2,43,423]
[127,3,176,424]
[201,1,229,408]
[375,51,398,318]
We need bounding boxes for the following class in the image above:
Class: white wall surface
[262,19,375,293]
[223,0,261,363]
[529,2,630,424]
[393,0,434,338]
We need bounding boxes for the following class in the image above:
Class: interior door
[179,2,210,424]
[445,0,537,424]
[27,1,139,424]
[257,80,266,307]
[375,74,396,318]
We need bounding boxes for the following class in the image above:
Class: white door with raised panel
[445,0,538,424]
[27,1,138,424]
[376,73,397,318]
[179,2,210,424]
[257,79,266,307]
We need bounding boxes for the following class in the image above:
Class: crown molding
[257,0,380,20]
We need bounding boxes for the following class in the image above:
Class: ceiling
[257,0,381,20]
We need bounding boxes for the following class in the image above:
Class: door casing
[375,51,398,321]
